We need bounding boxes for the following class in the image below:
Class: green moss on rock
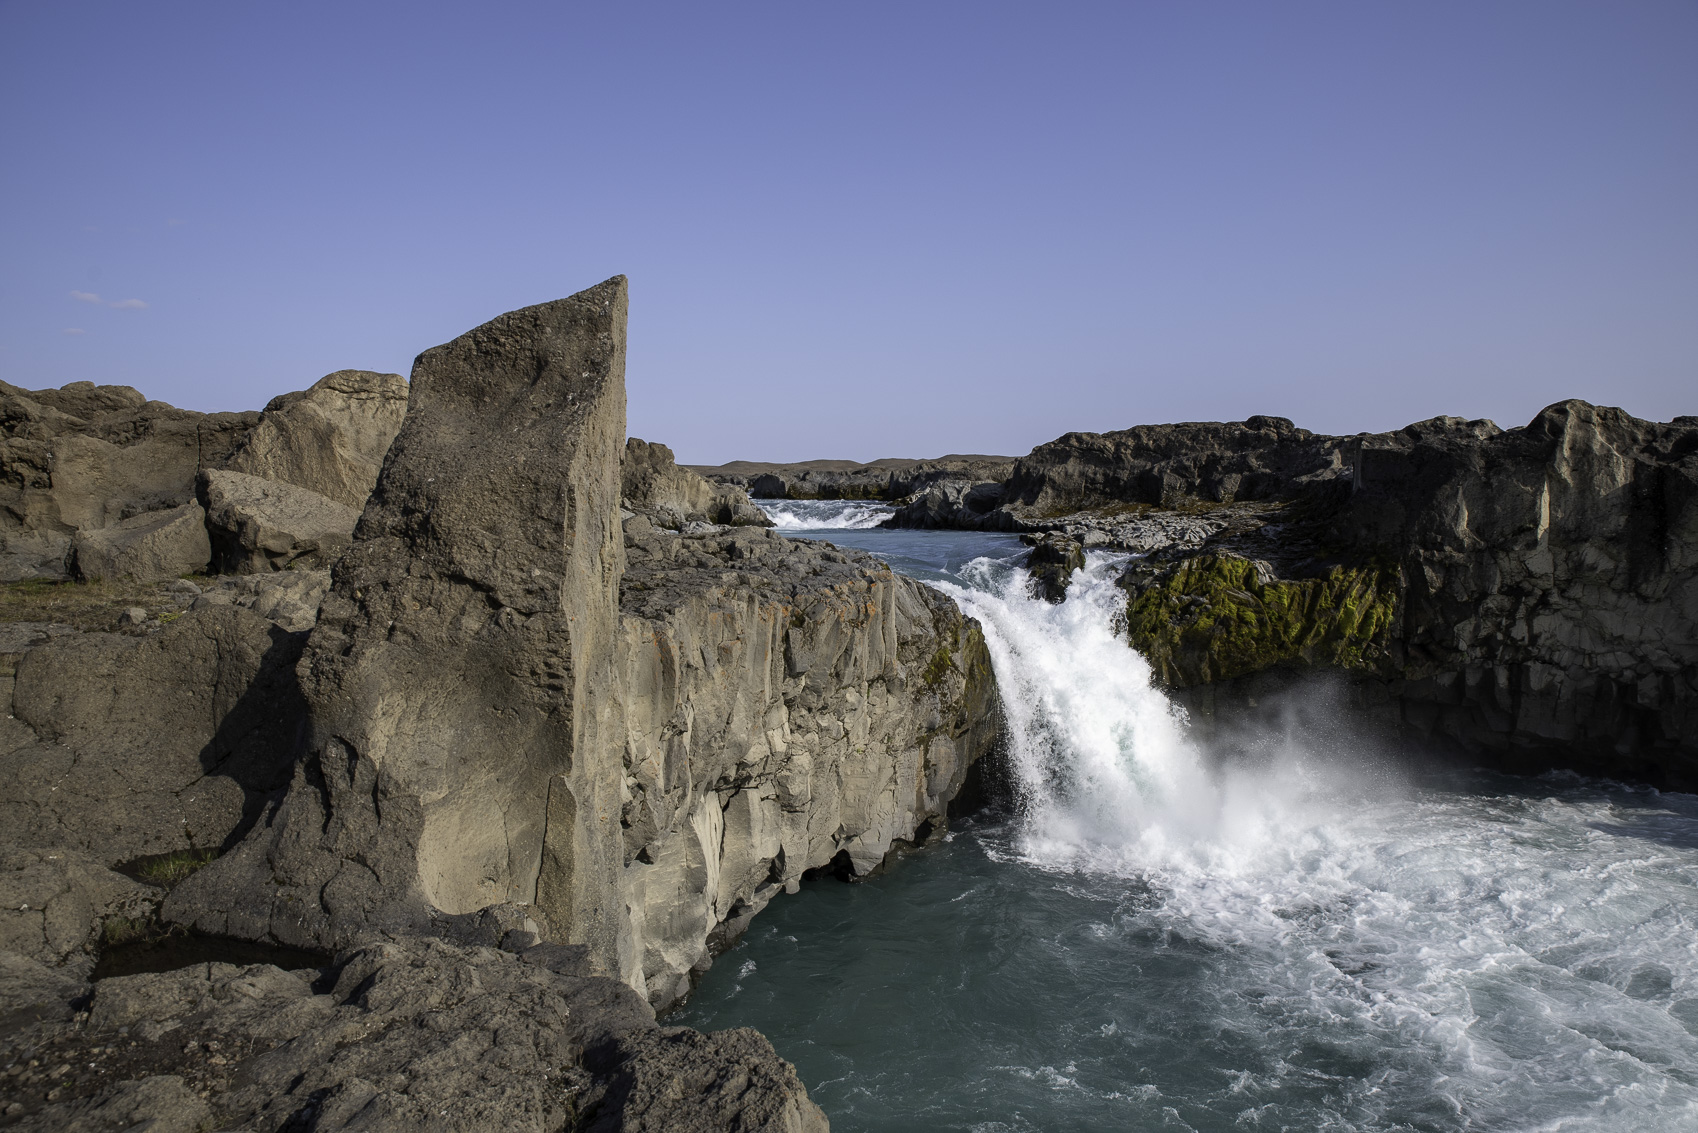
[1124,554,1400,687]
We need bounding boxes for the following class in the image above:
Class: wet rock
[70,502,210,583]
[1025,532,1085,603]
[885,478,1004,529]
[197,468,360,573]
[223,369,409,509]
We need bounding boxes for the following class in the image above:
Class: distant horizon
[4,3,1693,464]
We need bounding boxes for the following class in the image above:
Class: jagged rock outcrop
[1025,533,1085,604]
[622,438,772,527]
[1,936,826,1132]
[885,478,1005,529]
[165,277,635,975]
[994,416,1347,519]
[223,369,409,509]
[0,381,258,582]
[1119,402,1698,787]
[617,519,999,1008]
[694,454,1016,501]
[70,500,210,582]
[197,468,361,573]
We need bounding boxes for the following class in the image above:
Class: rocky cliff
[1115,403,1698,787]
[616,519,997,1008]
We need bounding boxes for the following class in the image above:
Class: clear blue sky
[2,2,1693,464]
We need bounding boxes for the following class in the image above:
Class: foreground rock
[223,369,409,509]
[1120,403,1698,787]
[1,936,826,1132]
[0,381,257,582]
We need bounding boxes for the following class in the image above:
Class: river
[674,499,1698,1132]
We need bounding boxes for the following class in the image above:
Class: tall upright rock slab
[168,278,633,978]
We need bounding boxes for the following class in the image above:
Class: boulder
[0,848,155,976]
[70,502,210,582]
[197,468,360,573]
[223,369,409,508]
[167,277,635,978]
[0,380,257,581]
[886,478,1005,528]
[1025,532,1085,603]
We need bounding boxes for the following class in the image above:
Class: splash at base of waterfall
[678,509,1698,1133]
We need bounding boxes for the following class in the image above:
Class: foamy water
[680,507,1698,1132]
[754,497,895,530]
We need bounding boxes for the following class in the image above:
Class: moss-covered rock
[1123,553,1400,687]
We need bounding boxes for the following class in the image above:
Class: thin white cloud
[63,328,86,336]
[70,290,102,304]
[109,298,148,310]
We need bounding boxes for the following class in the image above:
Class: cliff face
[616,520,998,1008]
[1119,402,1698,786]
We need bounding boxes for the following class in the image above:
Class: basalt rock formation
[617,519,998,1008]
[1118,403,1698,787]
[694,454,1015,502]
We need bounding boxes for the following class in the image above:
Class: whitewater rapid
[684,508,1698,1131]
[756,497,895,530]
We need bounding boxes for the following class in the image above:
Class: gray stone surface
[0,605,307,864]
[885,478,1004,529]
[623,438,772,527]
[70,501,210,583]
[167,278,635,977]
[224,369,409,509]
[0,849,153,976]
[0,380,258,582]
[617,521,999,1008]
[0,936,823,1132]
[197,468,361,574]
[1025,532,1085,603]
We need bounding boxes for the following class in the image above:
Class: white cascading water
[685,508,1698,1130]
[757,499,895,530]
[938,551,1698,1129]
